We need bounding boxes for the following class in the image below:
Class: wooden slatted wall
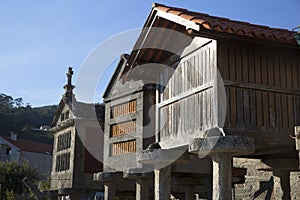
[158,40,217,141]
[218,40,300,133]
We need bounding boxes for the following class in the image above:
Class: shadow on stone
[254,177,274,200]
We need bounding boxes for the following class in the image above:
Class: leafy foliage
[0,93,57,144]
[0,161,38,196]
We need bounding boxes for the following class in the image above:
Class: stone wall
[233,158,300,200]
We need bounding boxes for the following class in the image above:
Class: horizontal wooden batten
[110,120,136,137]
[224,80,300,96]
[157,82,213,108]
[111,100,137,118]
[111,140,136,156]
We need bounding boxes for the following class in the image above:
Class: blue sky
[0,0,299,107]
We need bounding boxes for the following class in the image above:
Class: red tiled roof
[153,3,297,45]
[1,136,53,155]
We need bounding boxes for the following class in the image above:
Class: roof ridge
[152,3,296,45]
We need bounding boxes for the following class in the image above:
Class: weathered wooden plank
[241,46,249,82]
[243,89,250,127]
[223,80,300,96]
[279,55,287,88]
[262,92,269,128]
[291,54,299,90]
[224,87,230,128]
[281,95,288,129]
[275,93,282,129]
[249,89,256,127]
[230,87,237,129]
[294,96,300,125]
[256,90,263,128]
[261,52,268,86]
[267,52,274,87]
[285,53,292,90]
[287,95,294,128]
[269,92,276,129]
[254,50,262,84]
[236,88,244,128]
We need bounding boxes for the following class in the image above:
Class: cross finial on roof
[63,67,75,103]
[67,67,74,85]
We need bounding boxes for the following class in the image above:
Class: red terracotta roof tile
[153,3,297,45]
[1,136,53,155]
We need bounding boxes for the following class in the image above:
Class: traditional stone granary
[95,3,300,200]
[50,68,105,199]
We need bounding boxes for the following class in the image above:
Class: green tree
[0,161,38,197]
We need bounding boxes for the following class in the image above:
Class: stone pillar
[185,186,195,200]
[136,178,150,200]
[154,165,171,200]
[273,170,291,200]
[104,181,116,200]
[295,135,300,169]
[211,153,232,200]
[189,135,254,200]
[123,169,153,200]
[69,194,80,200]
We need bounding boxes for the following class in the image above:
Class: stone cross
[67,67,73,86]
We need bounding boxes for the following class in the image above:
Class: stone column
[123,169,153,200]
[136,178,150,200]
[185,186,195,200]
[189,135,254,200]
[295,133,300,169]
[154,165,171,200]
[104,181,116,200]
[211,153,232,200]
[273,170,291,200]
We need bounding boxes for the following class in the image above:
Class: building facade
[50,68,105,199]
[95,3,300,200]
[0,133,52,179]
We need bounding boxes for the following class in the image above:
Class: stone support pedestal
[154,165,171,200]
[104,181,116,200]
[295,130,300,170]
[136,178,150,200]
[123,169,153,200]
[189,135,254,200]
[211,153,232,200]
[185,186,195,200]
[94,172,123,200]
[273,170,291,200]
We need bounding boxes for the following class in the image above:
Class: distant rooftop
[0,136,53,155]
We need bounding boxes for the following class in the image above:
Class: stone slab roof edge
[152,3,298,45]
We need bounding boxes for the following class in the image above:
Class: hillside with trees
[0,93,57,144]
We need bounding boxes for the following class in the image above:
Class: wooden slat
[111,140,136,156]
[275,93,282,129]
[281,95,288,129]
[111,100,137,118]
[262,92,269,127]
[287,95,294,128]
[256,90,263,128]
[111,121,136,137]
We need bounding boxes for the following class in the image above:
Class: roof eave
[154,8,200,31]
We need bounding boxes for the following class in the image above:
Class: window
[60,110,70,122]
[111,140,136,156]
[5,148,11,155]
[55,152,70,172]
[111,100,137,118]
[110,120,136,137]
[57,131,71,151]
